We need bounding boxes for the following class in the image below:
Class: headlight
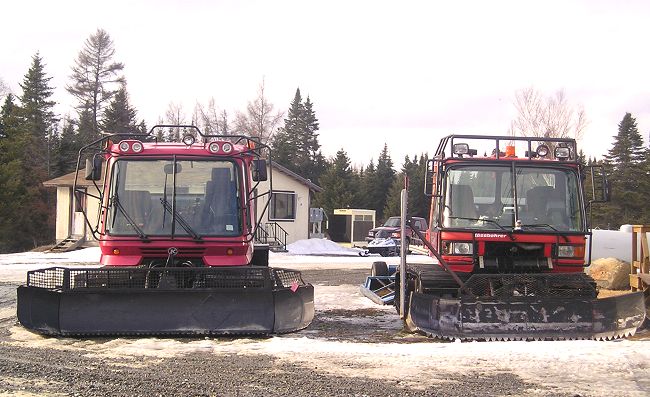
[554,147,571,160]
[391,232,401,238]
[368,231,374,236]
[131,141,143,153]
[443,241,474,255]
[557,245,584,258]
[182,134,195,146]
[452,242,473,255]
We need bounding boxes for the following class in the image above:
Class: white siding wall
[256,166,311,244]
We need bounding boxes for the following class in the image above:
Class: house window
[270,191,296,221]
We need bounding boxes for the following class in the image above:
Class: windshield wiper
[111,195,150,242]
[520,223,569,241]
[160,198,202,241]
[448,216,509,231]
[447,216,515,240]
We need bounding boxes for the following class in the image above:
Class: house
[43,162,322,251]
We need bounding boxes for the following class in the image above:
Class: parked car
[366,216,428,256]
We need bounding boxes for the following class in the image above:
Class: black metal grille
[27,268,67,290]
[463,273,597,299]
[25,267,306,291]
[273,269,306,288]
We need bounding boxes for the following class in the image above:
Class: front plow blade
[407,291,646,340]
[17,267,314,336]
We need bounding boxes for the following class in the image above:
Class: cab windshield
[443,165,583,232]
[106,159,241,237]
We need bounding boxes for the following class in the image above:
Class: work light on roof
[536,144,549,157]
[453,143,469,155]
[118,141,130,152]
[222,142,233,153]
[554,146,570,160]
[182,134,195,146]
[131,141,143,153]
[208,142,220,153]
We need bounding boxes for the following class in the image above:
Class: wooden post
[630,225,650,291]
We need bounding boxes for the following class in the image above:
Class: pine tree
[100,84,139,138]
[0,55,57,251]
[301,96,325,182]
[272,89,325,183]
[273,89,303,168]
[368,144,395,220]
[53,117,81,175]
[314,149,356,217]
[19,53,58,177]
[67,29,125,136]
[595,113,649,227]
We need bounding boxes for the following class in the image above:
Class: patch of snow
[314,285,392,311]
[286,238,365,256]
[0,247,101,282]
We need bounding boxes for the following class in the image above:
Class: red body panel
[432,230,587,273]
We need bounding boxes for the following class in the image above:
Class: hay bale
[587,257,630,290]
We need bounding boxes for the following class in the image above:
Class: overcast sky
[2,0,649,167]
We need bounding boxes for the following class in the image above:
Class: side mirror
[424,159,440,197]
[252,159,268,181]
[85,156,102,181]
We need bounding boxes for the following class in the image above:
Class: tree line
[1,29,649,253]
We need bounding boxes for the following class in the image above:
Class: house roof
[42,171,104,187]
[271,162,323,192]
[43,162,323,192]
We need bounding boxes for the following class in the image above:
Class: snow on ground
[1,243,649,396]
[0,247,101,282]
[286,238,365,256]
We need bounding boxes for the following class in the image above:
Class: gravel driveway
[0,267,647,397]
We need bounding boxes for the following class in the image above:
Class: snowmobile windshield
[442,165,584,232]
[106,159,241,238]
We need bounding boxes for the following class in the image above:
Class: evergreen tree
[67,29,125,136]
[359,160,376,209]
[100,84,139,138]
[383,154,430,220]
[19,53,58,176]
[272,89,303,168]
[302,96,326,182]
[367,144,395,220]
[272,89,325,183]
[315,149,356,216]
[0,55,57,252]
[595,113,649,227]
[53,117,81,175]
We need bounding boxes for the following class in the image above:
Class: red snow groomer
[17,125,314,336]
[363,134,646,340]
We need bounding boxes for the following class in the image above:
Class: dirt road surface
[0,265,648,397]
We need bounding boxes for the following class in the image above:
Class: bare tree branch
[510,87,587,141]
[233,78,283,144]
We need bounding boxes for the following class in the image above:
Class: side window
[270,191,296,221]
